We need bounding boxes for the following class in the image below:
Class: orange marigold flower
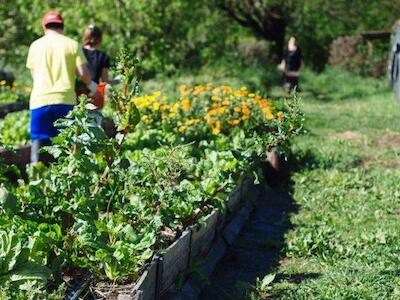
[212,121,221,134]
[181,98,191,112]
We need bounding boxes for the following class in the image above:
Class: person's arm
[76,64,98,96]
[278,59,286,72]
[100,68,109,83]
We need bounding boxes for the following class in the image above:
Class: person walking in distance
[26,11,98,162]
[279,36,302,92]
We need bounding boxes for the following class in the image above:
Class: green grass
[254,68,400,299]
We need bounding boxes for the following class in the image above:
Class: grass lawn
[255,68,400,299]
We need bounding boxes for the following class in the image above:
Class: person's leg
[48,104,74,138]
[289,76,298,92]
[30,139,51,163]
[30,106,52,163]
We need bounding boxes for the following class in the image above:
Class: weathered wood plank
[222,205,252,245]
[226,186,242,214]
[0,100,28,119]
[190,210,219,262]
[0,145,30,167]
[171,237,228,300]
[161,229,191,294]
[132,257,159,300]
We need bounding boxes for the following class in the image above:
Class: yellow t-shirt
[26,32,87,109]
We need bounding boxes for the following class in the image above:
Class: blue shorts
[30,104,74,141]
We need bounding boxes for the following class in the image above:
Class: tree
[216,0,298,61]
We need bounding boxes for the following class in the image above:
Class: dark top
[283,48,302,72]
[83,48,110,83]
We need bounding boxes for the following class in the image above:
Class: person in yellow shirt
[26,11,98,162]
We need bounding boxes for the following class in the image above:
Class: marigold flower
[263,108,274,120]
[276,111,285,122]
[228,119,241,125]
[181,98,191,112]
[152,102,160,111]
[212,121,221,134]
[221,85,232,94]
[205,114,214,125]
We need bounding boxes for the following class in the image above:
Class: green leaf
[259,273,275,291]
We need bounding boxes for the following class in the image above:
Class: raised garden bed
[69,177,260,300]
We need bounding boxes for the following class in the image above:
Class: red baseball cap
[42,11,64,27]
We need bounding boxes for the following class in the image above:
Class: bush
[329,35,388,77]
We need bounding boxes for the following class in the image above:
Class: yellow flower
[222,99,230,106]
[12,82,17,88]
[263,108,274,120]
[276,111,285,122]
[204,114,214,125]
[171,103,179,113]
[0,80,6,86]
[193,85,206,94]
[234,106,241,113]
[216,106,226,115]
[212,121,221,134]
[241,103,250,116]
[178,126,186,132]
[211,95,220,101]
[212,127,221,134]
[228,119,241,125]
[181,98,191,112]
[152,102,160,111]
[235,89,248,97]
[221,85,232,94]
[160,104,170,111]
[185,119,199,126]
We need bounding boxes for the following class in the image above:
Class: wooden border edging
[0,100,28,119]
[170,182,260,300]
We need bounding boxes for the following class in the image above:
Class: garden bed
[67,177,260,300]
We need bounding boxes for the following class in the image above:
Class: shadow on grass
[200,185,302,300]
[199,143,327,299]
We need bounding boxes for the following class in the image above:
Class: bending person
[27,11,98,163]
[76,25,111,109]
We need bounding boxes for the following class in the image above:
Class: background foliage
[1,0,400,79]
